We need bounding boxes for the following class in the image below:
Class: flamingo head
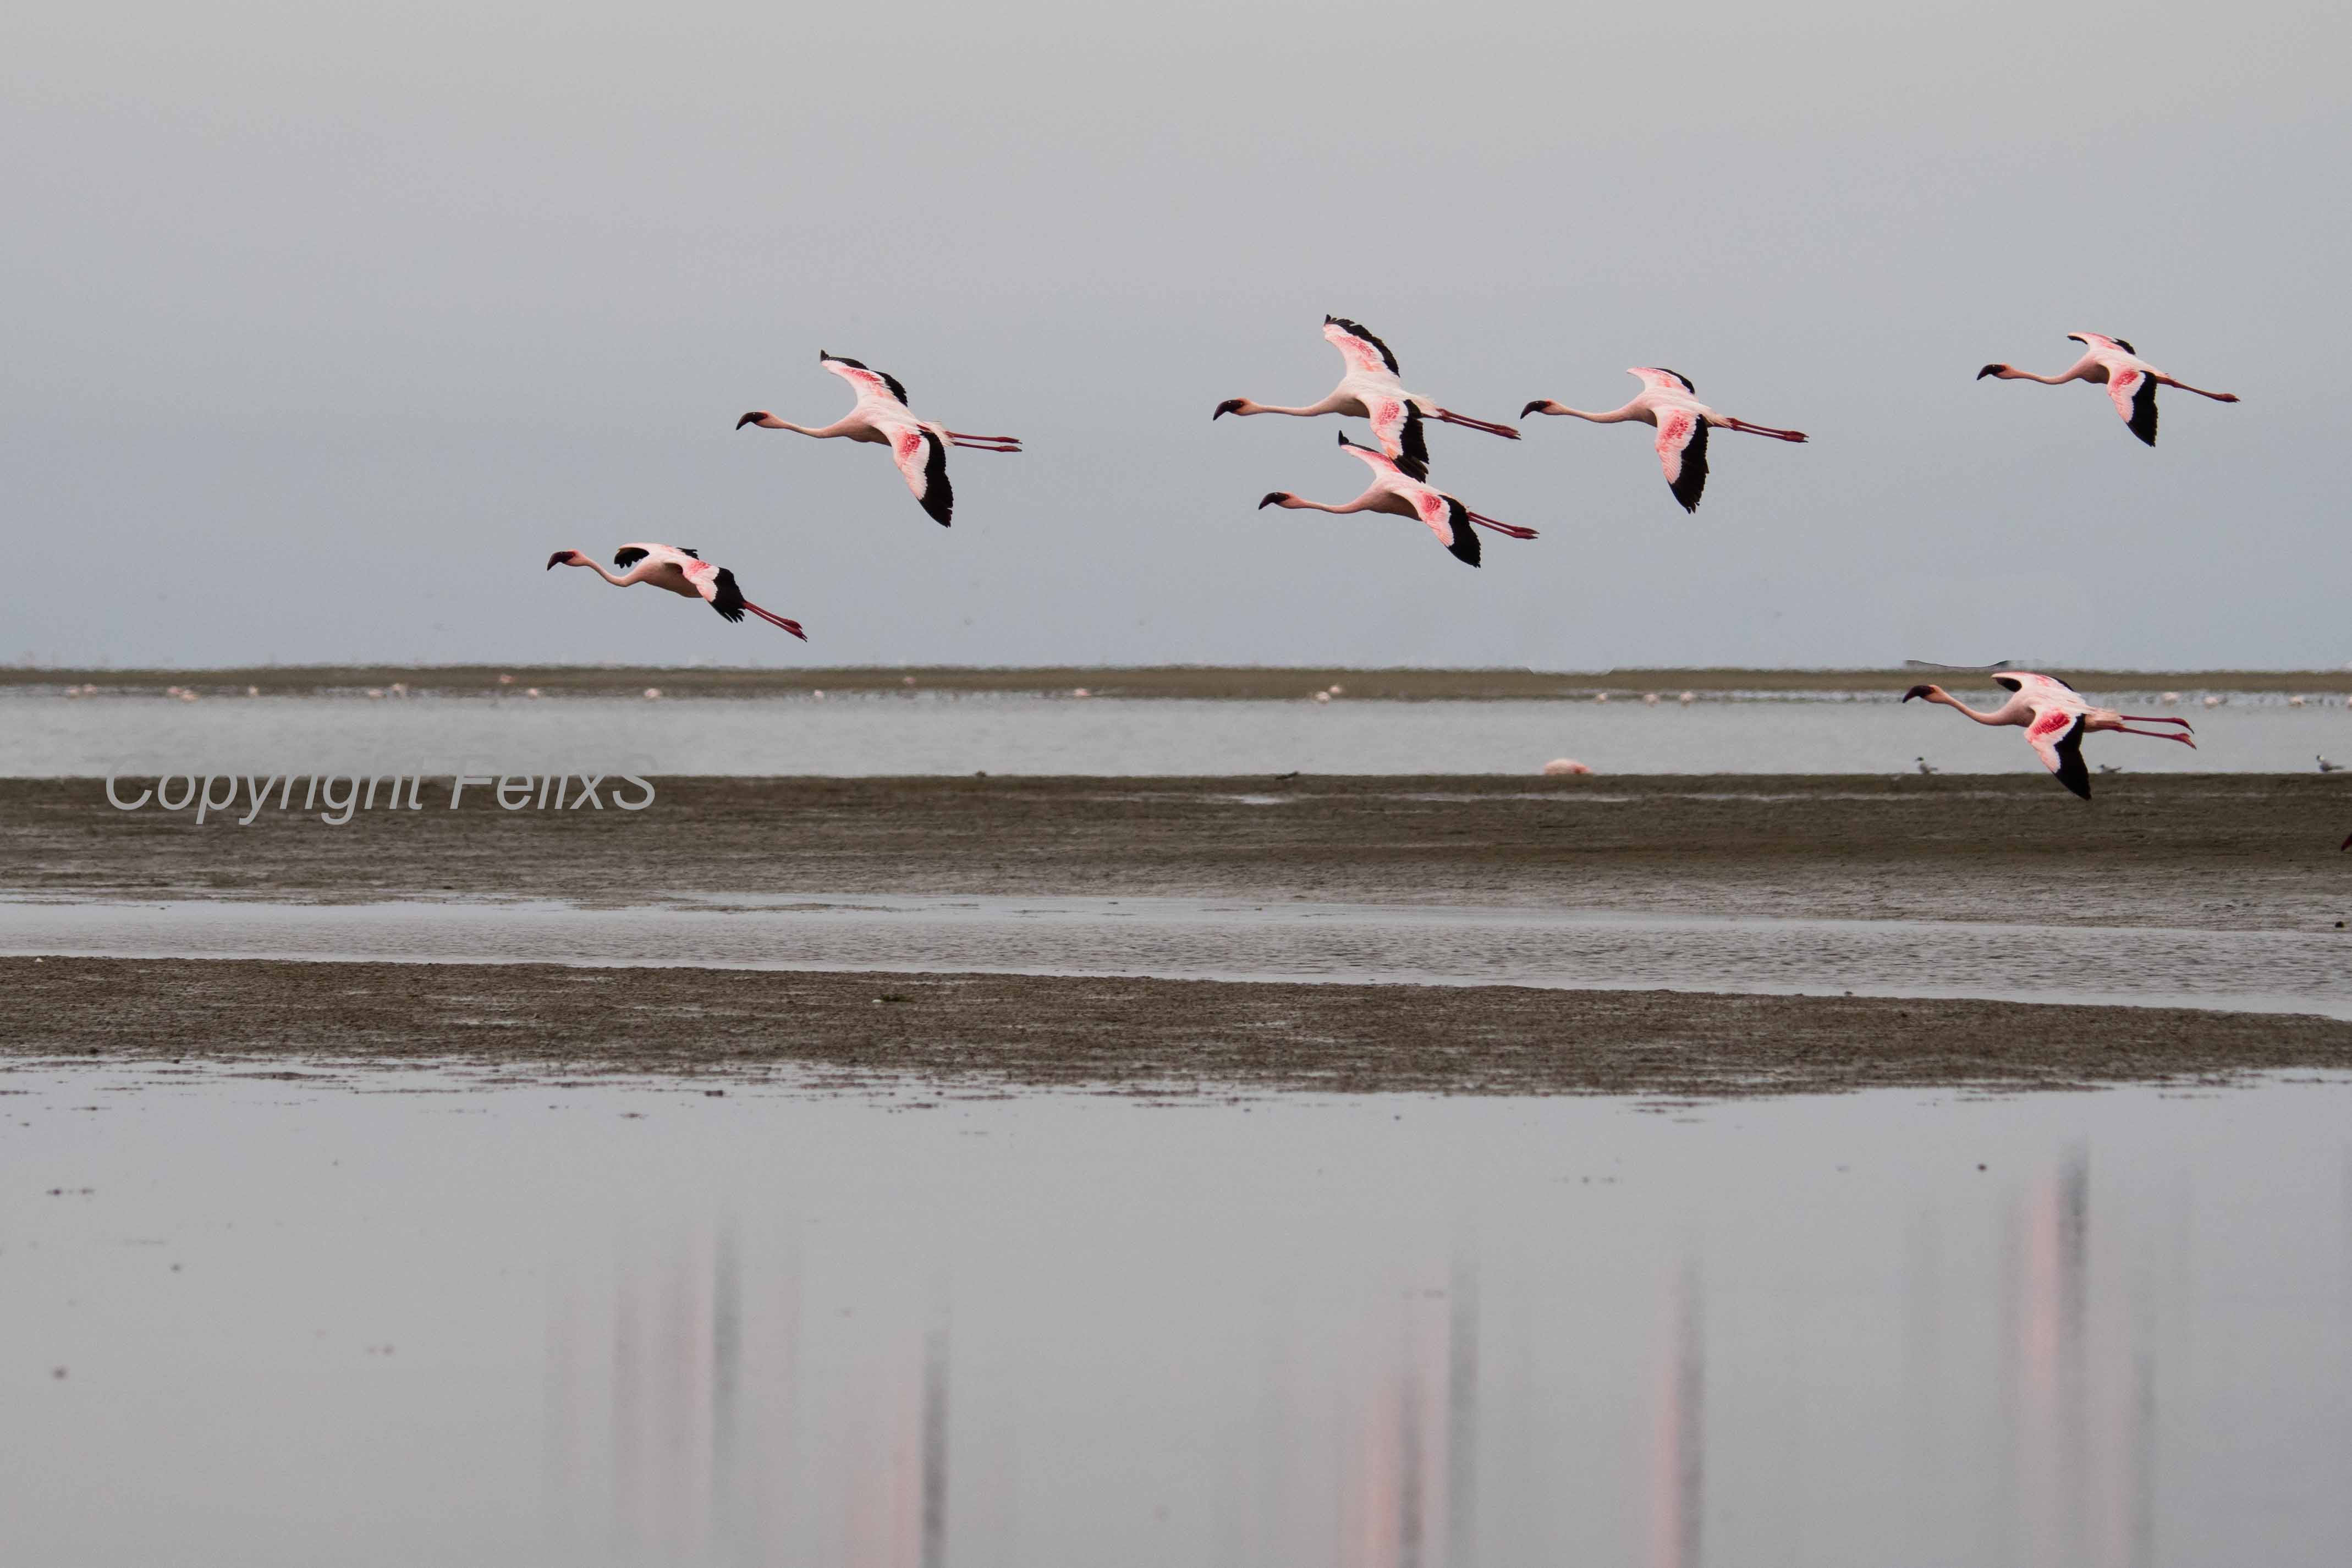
[1520,399,1558,418]
[1975,364,2009,380]
[1212,398,1247,420]
[1257,492,1294,510]
[1902,684,1940,702]
[735,410,772,430]
[546,550,584,570]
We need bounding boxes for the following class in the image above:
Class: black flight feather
[2127,376,2158,446]
[1993,675,2023,691]
[1655,368,1695,394]
[1668,420,1710,513]
[2052,714,2091,800]
[1442,496,1481,568]
[612,547,649,569]
[1325,315,1400,375]
[708,567,747,623]
[1397,406,1430,480]
[2114,338,2136,355]
[824,353,911,406]
[677,547,701,559]
[916,431,953,526]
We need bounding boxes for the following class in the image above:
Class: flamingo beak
[1520,400,1546,418]
[1257,493,1288,509]
[1902,685,1933,701]
[1212,399,1244,420]
[1975,365,2004,380]
[545,552,571,570]
[735,412,765,430]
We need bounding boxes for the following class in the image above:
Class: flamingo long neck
[1280,495,1371,515]
[2004,365,2085,386]
[576,560,637,587]
[1245,393,1347,417]
[1933,690,2014,725]
[1556,402,1642,424]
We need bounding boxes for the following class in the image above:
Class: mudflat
[7,958,2348,1098]
[6,773,2348,929]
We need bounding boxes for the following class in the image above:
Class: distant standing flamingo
[1521,370,1806,513]
[1258,432,1537,568]
[1977,333,2239,447]
[1902,673,2194,799]
[546,544,806,638]
[738,351,1021,526]
[1214,317,1519,478]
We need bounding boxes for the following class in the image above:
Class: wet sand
[12,664,2352,699]
[7,957,2347,1097]
[7,774,2348,931]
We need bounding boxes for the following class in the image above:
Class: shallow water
[4,894,2345,1018]
[5,1066,2348,1567]
[8,690,2350,777]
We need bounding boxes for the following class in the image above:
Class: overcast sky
[3,1,2342,670]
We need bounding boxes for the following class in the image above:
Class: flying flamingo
[1521,369,1807,513]
[1213,316,1519,479]
[545,544,806,638]
[1902,673,2194,799]
[737,351,1021,526]
[1257,431,1536,568]
[1976,333,2239,447]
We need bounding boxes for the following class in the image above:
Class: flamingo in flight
[546,543,806,639]
[737,351,1021,527]
[1213,316,1519,478]
[1902,672,2194,799]
[1521,369,1807,513]
[1977,333,2239,447]
[1258,431,1537,569]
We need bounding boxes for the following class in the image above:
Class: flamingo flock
[539,315,2268,804]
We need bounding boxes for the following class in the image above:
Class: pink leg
[2117,725,2195,745]
[745,602,808,640]
[2156,378,2239,403]
[1723,418,1809,443]
[2119,713,2193,729]
[1465,511,1538,540]
[1434,409,1523,440]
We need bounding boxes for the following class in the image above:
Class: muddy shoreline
[6,957,2346,1098]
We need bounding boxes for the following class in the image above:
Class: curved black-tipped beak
[816,349,830,361]
[735,412,764,430]
[1257,492,1288,510]
[1520,400,1546,419]
[1212,398,1244,420]
[1975,365,2003,380]
[546,552,571,570]
[1902,684,1933,701]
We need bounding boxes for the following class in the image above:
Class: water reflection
[12,1072,2350,1566]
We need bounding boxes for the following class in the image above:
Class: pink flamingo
[1521,368,1807,513]
[737,351,1021,527]
[1214,316,1519,479]
[1977,333,2239,447]
[1902,673,2194,798]
[1257,431,1536,569]
[546,544,806,639]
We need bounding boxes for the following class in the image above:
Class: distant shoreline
[8,664,2351,699]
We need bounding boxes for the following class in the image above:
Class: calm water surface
[5,1067,2347,1567]
[8,690,2350,777]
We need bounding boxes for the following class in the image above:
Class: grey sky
[3,1,2342,670]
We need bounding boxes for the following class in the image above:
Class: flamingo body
[1257,432,1537,568]
[545,543,806,639]
[737,351,1021,526]
[1521,368,1806,513]
[1976,333,2239,447]
[1213,316,1520,477]
[1902,672,2195,798]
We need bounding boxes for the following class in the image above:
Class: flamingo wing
[821,354,913,411]
[1362,393,1429,479]
[1324,316,1402,379]
[1406,486,1480,567]
[2025,708,2092,799]
[1655,407,1710,512]
[2107,365,2157,445]
[888,424,954,526]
